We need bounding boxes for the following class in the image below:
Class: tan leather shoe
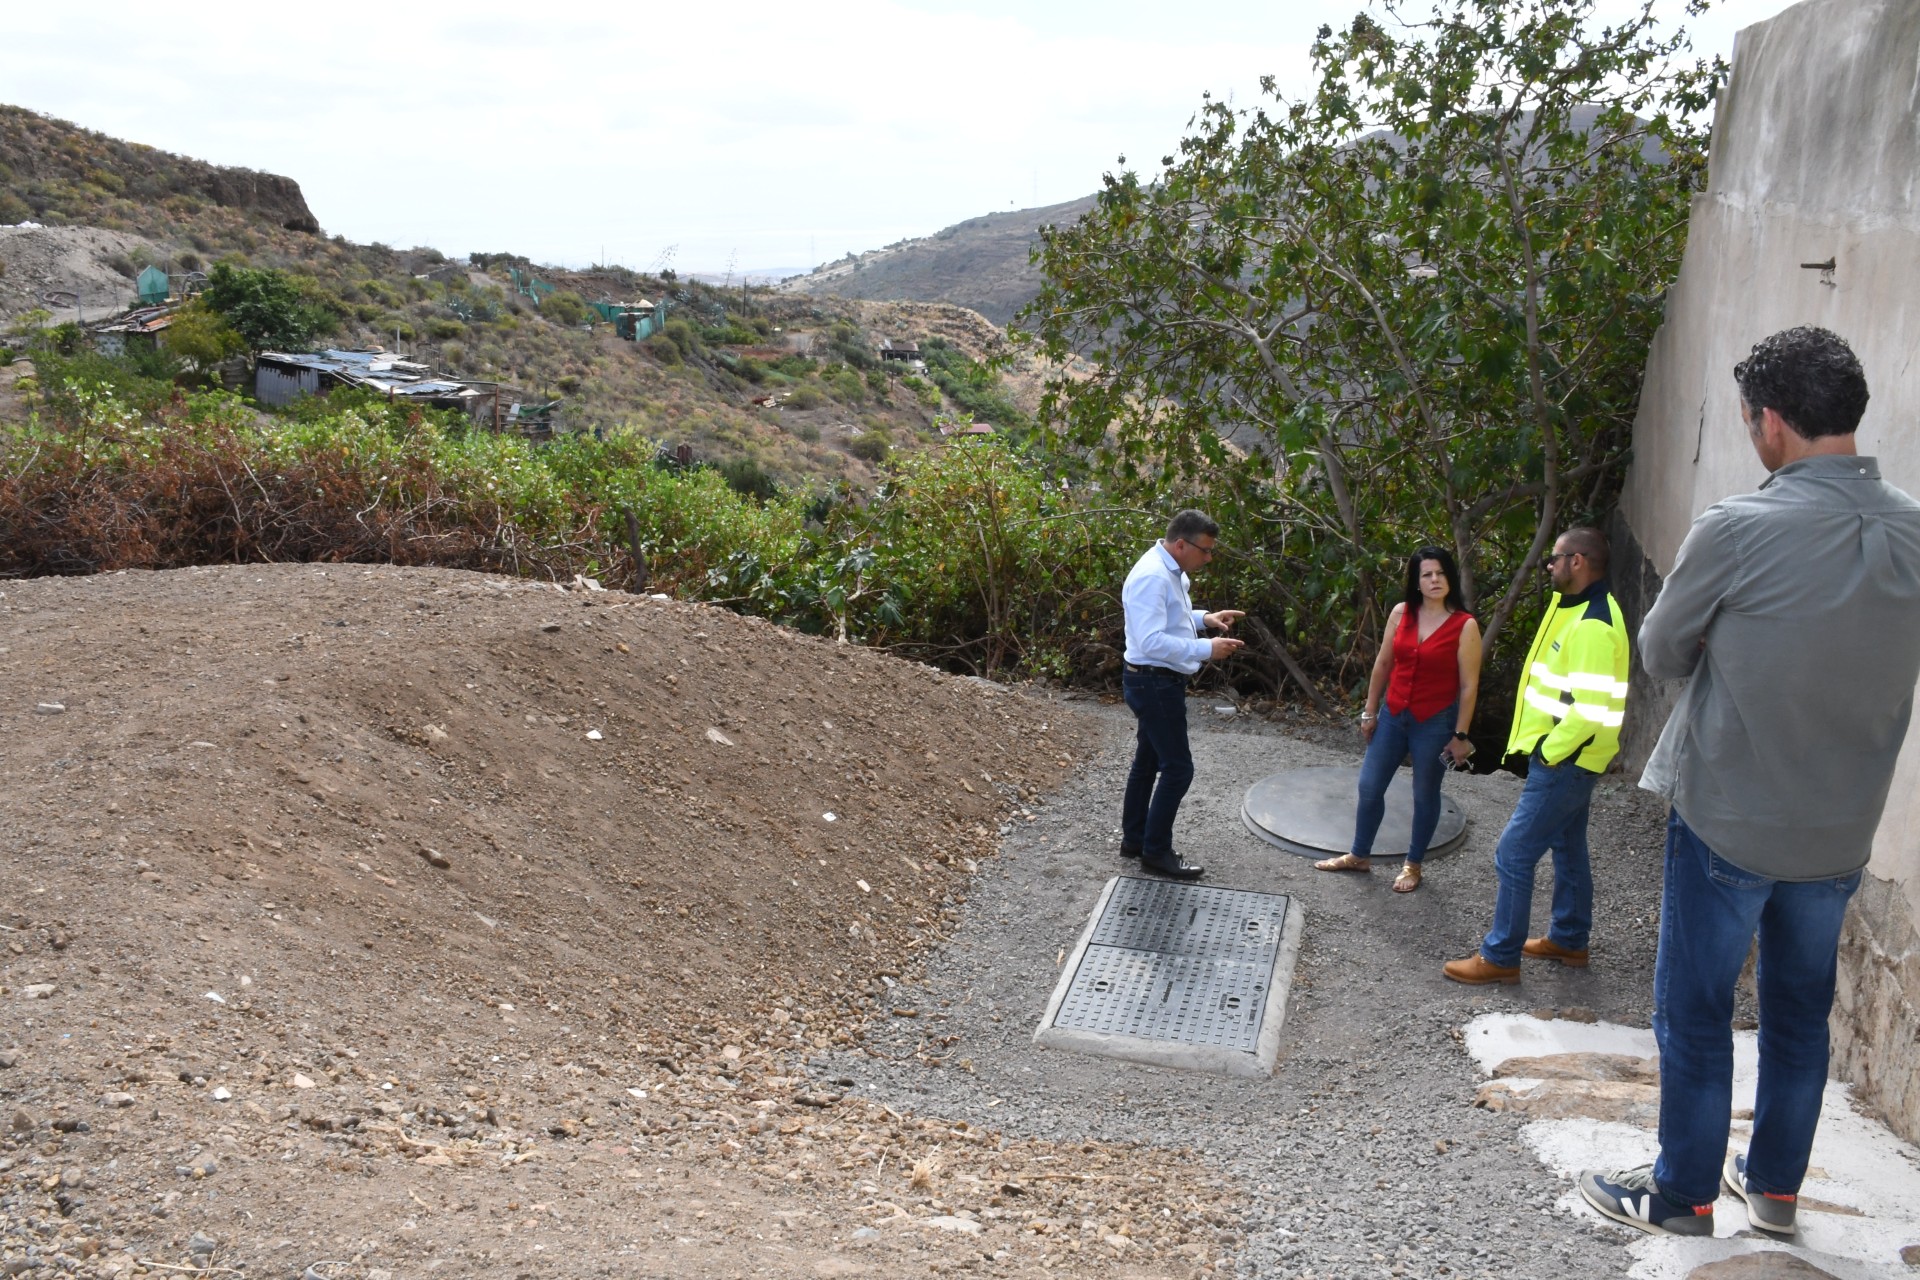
[1443,953,1521,985]
[1523,937,1590,968]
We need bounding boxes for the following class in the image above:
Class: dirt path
[831,700,1680,1279]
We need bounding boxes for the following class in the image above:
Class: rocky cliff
[0,105,319,234]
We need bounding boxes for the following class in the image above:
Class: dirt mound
[1,562,1084,1036]
[0,566,1238,1278]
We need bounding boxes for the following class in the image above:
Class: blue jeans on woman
[1650,809,1860,1207]
[1351,702,1457,863]
[1121,668,1192,863]
[1479,754,1599,966]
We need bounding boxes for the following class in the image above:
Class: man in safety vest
[1445,527,1629,984]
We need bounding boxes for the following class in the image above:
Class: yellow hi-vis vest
[1505,582,1631,772]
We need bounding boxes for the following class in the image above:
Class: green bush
[46,323,85,356]
[663,319,703,361]
[426,318,465,340]
[901,374,941,408]
[721,457,779,502]
[700,322,760,346]
[541,291,590,327]
[825,320,876,369]
[643,333,681,365]
[794,422,821,443]
[787,384,825,410]
[848,430,889,463]
[919,338,1024,428]
[826,366,867,405]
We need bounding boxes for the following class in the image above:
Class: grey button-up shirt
[1639,454,1920,879]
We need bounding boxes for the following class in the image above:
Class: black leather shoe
[1120,843,1143,860]
[1142,857,1204,880]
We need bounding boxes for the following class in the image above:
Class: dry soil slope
[0,566,1247,1279]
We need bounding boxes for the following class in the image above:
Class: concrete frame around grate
[1033,877,1305,1079]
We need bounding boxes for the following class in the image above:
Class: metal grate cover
[1036,876,1303,1077]
[1053,949,1272,1050]
[1088,877,1287,963]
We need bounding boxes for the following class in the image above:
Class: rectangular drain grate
[1088,877,1289,963]
[1035,877,1302,1078]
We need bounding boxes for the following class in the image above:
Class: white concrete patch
[1464,1014,1920,1280]
[1464,1012,1657,1074]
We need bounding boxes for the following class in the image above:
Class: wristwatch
[1451,731,1471,742]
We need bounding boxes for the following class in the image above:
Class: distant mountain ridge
[780,194,1098,327]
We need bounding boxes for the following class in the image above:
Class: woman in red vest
[1316,546,1482,892]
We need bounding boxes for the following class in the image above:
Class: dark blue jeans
[1121,669,1192,862]
[1351,702,1457,863]
[1651,810,1860,1206]
[1480,754,1599,966]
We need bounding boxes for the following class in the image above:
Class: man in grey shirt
[1581,327,1920,1238]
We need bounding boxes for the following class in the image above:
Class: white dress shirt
[1122,542,1212,674]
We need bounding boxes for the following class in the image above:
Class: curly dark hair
[1401,545,1465,612]
[1733,326,1869,439]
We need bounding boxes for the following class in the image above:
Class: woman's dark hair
[1402,545,1464,612]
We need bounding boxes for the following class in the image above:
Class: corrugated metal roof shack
[89,305,179,357]
[254,350,501,422]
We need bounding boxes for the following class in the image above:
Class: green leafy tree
[1022,0,1718,670]
[162,299,245,376]
[202,263,331,353]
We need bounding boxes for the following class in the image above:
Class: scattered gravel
[826,691,1686,1278]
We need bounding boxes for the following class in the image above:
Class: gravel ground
[825,690,1687,1279]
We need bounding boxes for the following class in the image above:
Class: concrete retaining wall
[1616,0,1920,1142]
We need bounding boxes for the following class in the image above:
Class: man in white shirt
[1120,509,1244,879]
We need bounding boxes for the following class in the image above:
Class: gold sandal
[1314,853,1373,873]
[1393,862,1423,893]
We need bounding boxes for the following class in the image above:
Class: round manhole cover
[1242,765,1467,859]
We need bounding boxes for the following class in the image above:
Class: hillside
[781,195,1097,327]
[0,106,317,235]
[0,107,1042,488]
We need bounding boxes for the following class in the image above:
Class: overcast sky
[6,0,1792,276]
